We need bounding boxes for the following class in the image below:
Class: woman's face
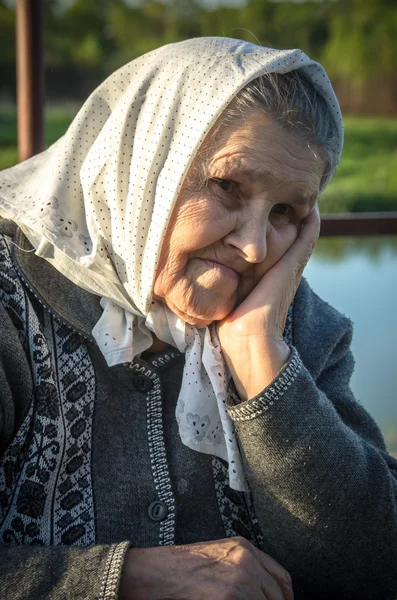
[153,112,324,327]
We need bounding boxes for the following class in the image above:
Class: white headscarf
[0,37,343,491]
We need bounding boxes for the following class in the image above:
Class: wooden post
[320,213,397,237]
[16,0,44,162]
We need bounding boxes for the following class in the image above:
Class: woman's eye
[210,178,234,193]
[272,204,292,216]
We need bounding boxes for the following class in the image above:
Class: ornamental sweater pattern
[0,219,396,600]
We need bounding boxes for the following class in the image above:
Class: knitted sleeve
[0,304,130,600]
[228,284,397,600]
[0,543,130,600]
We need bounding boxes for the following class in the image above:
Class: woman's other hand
[217,204,320,402]
[119,537,293,600]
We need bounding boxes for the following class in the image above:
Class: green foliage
[41,0,116,68]
[0,103,78,170]
[321,117,397,213]
[0,1,15,68]
[1,106,396,214]
[1,0,396,206]
[1,0,396,86]
[71,33,104,66]
[322,0,397,83]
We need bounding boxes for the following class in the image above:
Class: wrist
[227,336,290,402]
[119,548,158,600]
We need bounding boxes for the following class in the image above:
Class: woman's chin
[174,294,237,328]
[183,315,213,327]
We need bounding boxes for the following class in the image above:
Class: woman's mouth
[197,258,239,279]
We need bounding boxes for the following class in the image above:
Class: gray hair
[187,70,340,193]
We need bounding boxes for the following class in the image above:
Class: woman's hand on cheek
[217,204,320,402]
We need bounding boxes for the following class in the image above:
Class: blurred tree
[198,4,245,40]
[109,0,202,63]
[0,0,396,112]
[162,0,202,42]
[321,0,397,113]
[0,1,15,71]
[270,0,330,55]
[109,0,166,64]
[323,0,397,81]
[58,0,114,67]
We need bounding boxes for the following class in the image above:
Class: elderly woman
[0,37,396,600]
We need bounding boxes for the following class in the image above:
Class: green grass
[0,104,79,171]
[321,117,397,213]
[1,106,397,213]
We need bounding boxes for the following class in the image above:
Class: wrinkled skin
[120,537,294,600]
[154,112,322,328]
[154,111,323,398]
[124,112,324,599]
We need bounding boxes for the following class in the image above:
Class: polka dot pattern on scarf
[0,37,343,490]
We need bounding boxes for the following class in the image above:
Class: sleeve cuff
[227,347,303,422]
[98,541,131,600]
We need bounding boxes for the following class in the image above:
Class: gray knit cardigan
[0,218,396,600]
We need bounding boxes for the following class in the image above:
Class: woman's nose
[241,227,267,263]
[243,237,267,263]
[226,212,269,264]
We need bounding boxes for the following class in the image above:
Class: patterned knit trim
[244,491,265,551]
[227,348,303,422]
[98,542,130,600]
[0,233,96,547]
[211,456,264,549]
[127,361,176,546]
[50,315,96,545]
[147,372,176,546]
[150,352,180,369]
[284,302,293,346]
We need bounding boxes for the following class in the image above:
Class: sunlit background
[0,0,396,454]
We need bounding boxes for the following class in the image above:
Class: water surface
[304,236,397,454]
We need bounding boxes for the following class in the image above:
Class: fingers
[287,203,320,269]
[230,203,320,314]
[233,538,293,600]
[260,569,293,600]
[252,547,294,600]
[300,202,321,250]
[247,204,319,311]
[264,203,319,304]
